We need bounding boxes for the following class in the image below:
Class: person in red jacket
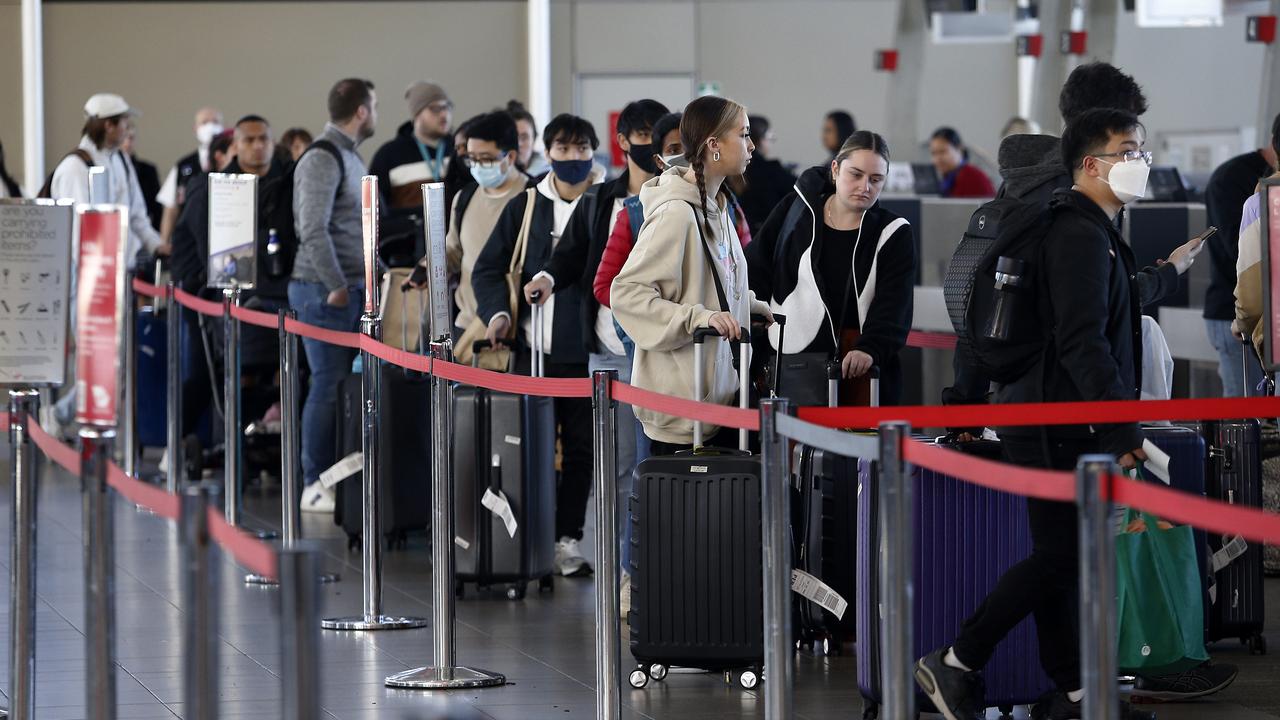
[929,126,995,198]
[594,112,752,311]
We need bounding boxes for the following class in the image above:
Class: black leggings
[950,435,1096,692]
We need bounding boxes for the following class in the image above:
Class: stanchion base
[321,615,428,631]
[385,666,506,689]
[245,572,340,586]
[248,528,279,541]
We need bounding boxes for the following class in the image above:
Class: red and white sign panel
[362,175,378,315]
[1266,183,1280,370]
[75,206,127,427]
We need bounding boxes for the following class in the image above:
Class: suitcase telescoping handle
[470,339,520,373]
[755,313,787,399]
[530,290,545,379]
[822,359,879,408]
[692,324,751,450]
[1240,334,1275,397]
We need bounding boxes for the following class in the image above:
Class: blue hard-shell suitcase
[856,451,1054,717]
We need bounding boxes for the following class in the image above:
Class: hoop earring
[712,151,721,162]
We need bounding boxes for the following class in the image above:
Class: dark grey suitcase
[1200,418,1267,654]
[335,300,433,549]
[452,330,556,600]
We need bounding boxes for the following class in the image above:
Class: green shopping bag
[1115,509,1209,675]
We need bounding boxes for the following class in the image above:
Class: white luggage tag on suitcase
[482,487,519,538]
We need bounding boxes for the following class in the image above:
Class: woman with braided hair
[611,96,773,454]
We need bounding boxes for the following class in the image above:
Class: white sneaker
[620,570,632,620]
[158,448,170,474]
[301,483,335,513]
[554,537,592,577]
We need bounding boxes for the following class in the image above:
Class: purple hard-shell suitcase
[856,451,1054,718]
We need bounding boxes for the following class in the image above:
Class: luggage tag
[1139,439,1171,484]
[791,568,849,620]
[1211,535,1249,573]
[319,452,363,489]
[481,488,519,538]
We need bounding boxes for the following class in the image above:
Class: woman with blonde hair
[611,96,772,453]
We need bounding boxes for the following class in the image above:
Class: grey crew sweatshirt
[291,123,368,291]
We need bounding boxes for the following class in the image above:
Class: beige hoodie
[611,167,769,445]
[1234,191,1266,356]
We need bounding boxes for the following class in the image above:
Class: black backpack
[37,149,96,199]
[943,197,1054,384]
[258,139,343,283]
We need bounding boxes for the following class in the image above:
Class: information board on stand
[421,182,450,342]
[0,200,74,386]
[207,173,258,289]
[75,206,127,427]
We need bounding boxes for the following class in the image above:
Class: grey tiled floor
[2,452,1279,719]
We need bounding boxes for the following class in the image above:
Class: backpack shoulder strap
[304,139,346,196]
[453,182,479,234]
[624,195,644,238]
[71,149,96,168]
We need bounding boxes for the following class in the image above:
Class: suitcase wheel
[628,668,649,689]
[998,705,1014,719]
[1247,634,1268,655]
[737,668,759,690]
[505,584,526,601]
[538,575,555,593]
[862,704,880,720]
[454,581,465,600]
[346,535,361,553]
[647,663,668,682]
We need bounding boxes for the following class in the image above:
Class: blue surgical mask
[470,161,508,189]
[551,158,593,185]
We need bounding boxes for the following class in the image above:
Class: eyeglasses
[463,156,505,169]
[425,102,453,114]
[1093,150,1153,166]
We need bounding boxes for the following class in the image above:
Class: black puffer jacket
[996,189,1144,457]
[746,165,916,404]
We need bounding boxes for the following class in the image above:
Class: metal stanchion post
[181,482,220,720]
[386,339,504,688]
[223,288,242,525]
[279,543,321,720]
[877,421,914,720]
[760,397,793,720]
[81,428,117,720]
[166,281,182,493]
[592,370,621,719]
[8,390,40,720]
[248,311,337,586]
[323,314,425,631]
[1077,455,1119,720]
[121,273,137,477]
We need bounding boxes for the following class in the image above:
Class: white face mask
[1098,157,1149,204]
[661,153,689,169]
[196,122,223,148]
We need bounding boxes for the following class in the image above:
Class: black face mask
[628,142,659,175]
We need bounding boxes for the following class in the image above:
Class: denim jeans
[590,350,639,571]
[1206,318,1264,397]
[288,281,364,487]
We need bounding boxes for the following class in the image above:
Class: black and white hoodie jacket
[745,165,916,402]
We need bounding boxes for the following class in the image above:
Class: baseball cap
[84,93,139,120]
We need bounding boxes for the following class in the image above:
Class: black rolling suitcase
[452,300,557,601]
[1191,338,1269,654]
[793,364,878,656]
[628,324,767,691]
[334,292,433,549]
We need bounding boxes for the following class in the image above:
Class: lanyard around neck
[414,137,445,180]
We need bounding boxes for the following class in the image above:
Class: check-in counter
[1123,202,1209,310]
[879,196,984,285]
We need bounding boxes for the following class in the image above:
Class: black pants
[950,434,1095,691]
[181,305,221,437]
[515,353,592,541]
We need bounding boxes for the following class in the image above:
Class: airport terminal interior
[2,0,1280,718]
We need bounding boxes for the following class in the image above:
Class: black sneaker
[913,647,986,720]
[1131,662,1239,703]
[1030,690,1157,720]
